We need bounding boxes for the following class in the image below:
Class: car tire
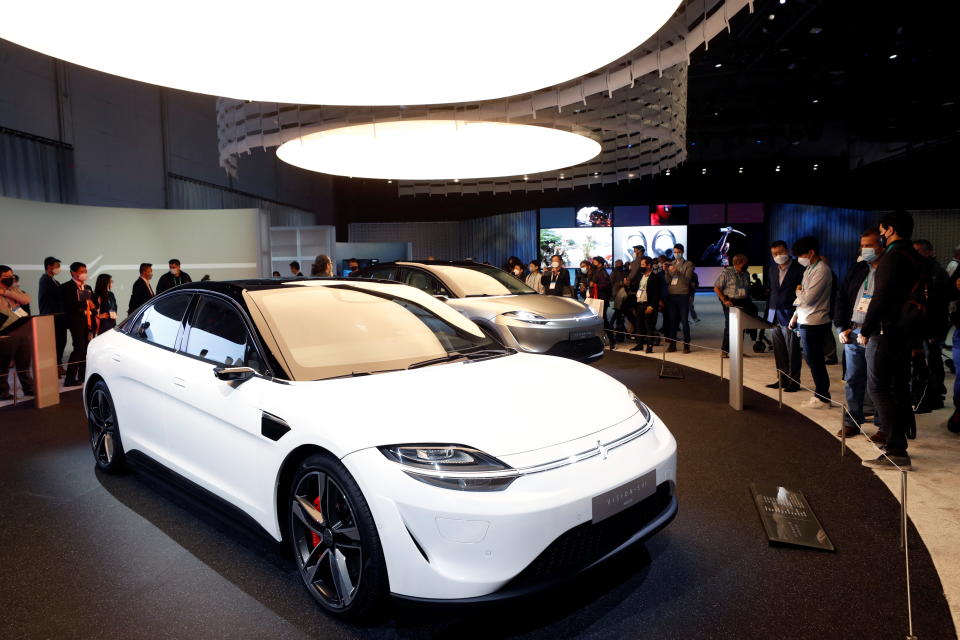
[86,380,126,473]
[287,452,388,621]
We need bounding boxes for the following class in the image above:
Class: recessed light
[665,169,671,175]
[738,167,743,173]
[775,165,781,172]
[628,173,635,178]
[889,53,898,60]
[812,98,819,103]
[809,27,822,34]
[768,13,775,20]
[714,63,722,68]
[701,168,707,175]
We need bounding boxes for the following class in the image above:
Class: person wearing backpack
[859,210,922,471]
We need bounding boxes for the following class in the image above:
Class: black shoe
[682,344,691,354]
[947,413,960,434]
[766,381,781,389]
[0,392,12,401]
[666,343,677,353]
[630,344,644,352]
[783,384,801,392]
[825,358,838,366]
[646,345,653,354]
[836,426,862,438]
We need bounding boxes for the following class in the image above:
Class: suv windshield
[245,283,502,381]
[425,264,535,297]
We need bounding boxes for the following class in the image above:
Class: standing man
[541,256,571,296]
[589,256,615,347]
[912,239,949,411]
[764,241,804,392]
[713,254,758,355]
[60,262,96,387]
[860,211,921,470]
[128,263,154,315]
[0,265,35,399]
[621,245,646,341]
[629,257,664,353]
[290,261,305,277]
[311,254,333,277]
[38,256,67,373]
[789,236,834,410]
[834,228,885,439]
[665,243,694,353]
[156,259,193,294]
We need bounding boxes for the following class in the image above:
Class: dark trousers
[799,323,832,402]
[54,314,67,367]
[0,334,35,396]
[65,324,90,386]
[924,337,946,399]
[666,294,690,345]
[771,323,802,386]
[720,298,759,353]
[637,302,659,346]
[867,332,914,456]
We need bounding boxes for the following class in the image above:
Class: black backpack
[898,249,934,338]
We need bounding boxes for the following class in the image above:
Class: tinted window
[364,267,396,281]
[184,296,262,370]
[403,269,450,296]
[135,294,191,349]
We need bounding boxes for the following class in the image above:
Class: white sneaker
[801,396,831,409]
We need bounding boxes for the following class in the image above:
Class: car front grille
[506,481,674,588]
[543,337,604,361]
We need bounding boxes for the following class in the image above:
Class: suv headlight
[629,389,651,421]
[379,444,519,491]
[502,310,550,324]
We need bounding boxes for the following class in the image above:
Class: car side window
[403,270,450,297]
[183,296,262,370]
[133,294,191,349]
[365,267,396,281]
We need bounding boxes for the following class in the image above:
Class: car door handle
[111,354,121,362]
[172,377,186,388]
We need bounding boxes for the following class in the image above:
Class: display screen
[612,225,688,263]
[650,204,689,226]
[575,206,612,227]
[539,227,613,266]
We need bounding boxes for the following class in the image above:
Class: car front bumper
[341,411,678,601]
[493,314,606,362]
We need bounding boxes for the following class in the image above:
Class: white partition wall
[1,196,270,320]
[269,225,335,276]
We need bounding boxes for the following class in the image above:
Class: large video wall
[539,203,768,285]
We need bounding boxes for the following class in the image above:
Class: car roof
[167,277,404,305]
[362,260,495,269]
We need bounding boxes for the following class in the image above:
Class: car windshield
[424,264,535,297]
[244,283,501,381]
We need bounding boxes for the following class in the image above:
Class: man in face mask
[38,257,67,374]
[665,243,694,353]
[789,236,834,410]
[764,240,804,391]
[0,264,36,400]
[834,228,885,439]
[541,255,570,297]
[629,257,664,353]
[59,261,96,387]
[156,258,193,294]
[128,263,155,315]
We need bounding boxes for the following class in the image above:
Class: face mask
[580,267,588,274]
[798,257,811,268]
[77,272,89,282]
[861,248,878,263]
[514,270,522,276]
[0,277,13,287]
[773,254,790,265]
[171,268,180,276]
[551,262,561,268]
[52,267,61,276]
[674,253,683,261]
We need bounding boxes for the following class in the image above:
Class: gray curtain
[167,174,317,226]
[0,128,74,203]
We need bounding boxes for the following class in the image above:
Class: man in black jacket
[127,263,155,315]
[60,262,96,387]
[629,256,664,353]
[764,240,804,391]
[38,256,67,372]
[541,255,571,296]
[834,228,884,440]
[860,211,920,470]
[155,259,192,294]
[912,239,948,411]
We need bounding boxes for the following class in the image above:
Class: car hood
[280,353,636,459]
[448,294,591,318]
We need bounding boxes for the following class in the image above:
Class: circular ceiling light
[276,120,601,180]
[0,1,682,106]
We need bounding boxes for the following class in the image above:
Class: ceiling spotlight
[775,165,781,172]
[701,168,707,175]
[813,163,819,170]
[0,1,684,106]
[889,53,898,60]
[755,139,763,144]
[809,27,822,35]
[738,167,743,174]
[714,63,722,68]
[665,169,671,176]
[628,173,635,178]
[812,98,819,104]
[593,172,599,176]
[277,120,601,180]
[768,13,775,20]
[387,180,392,183]
[779,0,786,4]
[454,178,460,182]
[523,175,529,180]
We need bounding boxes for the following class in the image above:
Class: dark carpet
[0,351,954,639]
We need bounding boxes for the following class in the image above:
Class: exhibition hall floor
[1,352,954,639]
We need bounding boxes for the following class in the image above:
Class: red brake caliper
[310,496,322,548]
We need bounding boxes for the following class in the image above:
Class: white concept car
[83,278,677,620]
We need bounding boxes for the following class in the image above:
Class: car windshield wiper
[319,368,405,381]
[406,347,514,370]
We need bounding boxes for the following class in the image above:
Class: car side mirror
[433,294,449,302]
[213,366,257,383]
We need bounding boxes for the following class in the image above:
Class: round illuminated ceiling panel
[1,1,682,105]
[276,120,601,180]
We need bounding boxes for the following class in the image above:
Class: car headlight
[502,310,549,324]
[379,444,519,491]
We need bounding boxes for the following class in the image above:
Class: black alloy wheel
[87,380,126,472]
[288,453,387,620]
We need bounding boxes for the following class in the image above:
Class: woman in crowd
[94,273,118,335]
[575,260,592,300]
[525,261,545,293]
[511,263,525,280]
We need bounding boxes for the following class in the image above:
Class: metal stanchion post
[12,365,18,407]
[840,405,846,456]
[720,350,724,380]
[902,471,917,640]
[778,375,783,408]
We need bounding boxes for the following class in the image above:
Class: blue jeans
[799,323,831,402]
[843,330,880,429]
[667,294,690,345]
[953,335,960,408]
